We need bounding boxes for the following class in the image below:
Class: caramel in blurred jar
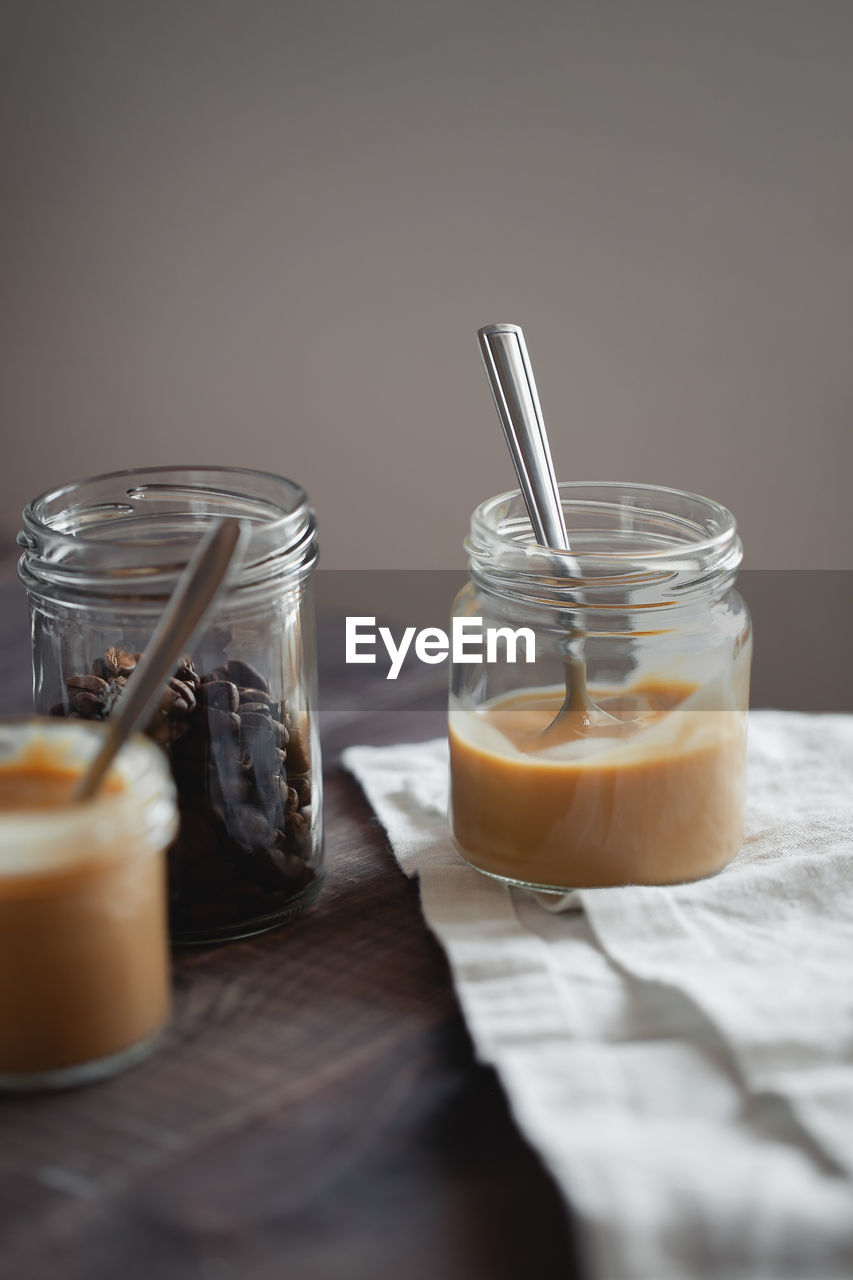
[0,720,177,1090]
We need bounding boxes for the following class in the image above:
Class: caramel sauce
[0,753,170,1077]
[449,678,747,889]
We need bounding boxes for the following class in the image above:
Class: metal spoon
[74,517,248,801]
[477,323,618,742]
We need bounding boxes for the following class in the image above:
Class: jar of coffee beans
[18,467,323,943]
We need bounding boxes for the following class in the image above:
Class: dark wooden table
[2,566,849,1280]
[0,583,582,1280]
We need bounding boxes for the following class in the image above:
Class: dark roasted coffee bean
[237,808,272,850]
[275,748,287,771]
[290,772,311,807]
[49,702,66,717]
[105,646,137,678]
[281,782,299,816]
[66,673,112,717]
[238,701,270,717]
[265,847,311,887]
[174,655,200,688]
[263,716,286,747]
[148,715,182,746]
[198,679,239,713]
[201,665,229,685]
[160,676,197,716]
[285,810,309,848]
[238,709,273,733]
[238,747,253,773]
[238,772,259,805]
[238,686,272,708]
[203,707,241,738]
[225,658,270,694]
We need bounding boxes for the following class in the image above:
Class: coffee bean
[238,686,272,708]
[58,641,314,933]
[237,808,272,850]
[201,666,229,685]
[105,646,137,678]
[265,847,311,887]
[239,709,273,733]
[198,679,240,713]
[174,655,201,690]
[161,676,197,716]
[281,782,299,816]
[225,658,270,695]
[148,717,177,746]
[289,772,311,807]
[285,810,309,849]
[203,707,241,738]
[66,673,112,717]
[238,701,270,717]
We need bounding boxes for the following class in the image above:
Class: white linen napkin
[343,711,853,1280]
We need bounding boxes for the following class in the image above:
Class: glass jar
[18,467,323,943]
[0,718,177,1089]
[449,482,752,891]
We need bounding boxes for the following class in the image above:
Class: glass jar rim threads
[18,466,318,605]
[466,481,742,612]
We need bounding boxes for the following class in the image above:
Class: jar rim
[467,481,742,606]
[471,481,738,564]
[22,464,309,545]
[18,465,317,597]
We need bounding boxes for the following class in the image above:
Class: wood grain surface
[0,582,581,1280]
[2,562,848,1280]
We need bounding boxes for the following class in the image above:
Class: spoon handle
[75,518,248,802]
[477,323,570,553]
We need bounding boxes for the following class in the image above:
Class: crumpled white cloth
[343,711,853,1280]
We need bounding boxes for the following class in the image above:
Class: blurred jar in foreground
[449,482,752,891]
[0,719,177,1090]
[18,467,323,944]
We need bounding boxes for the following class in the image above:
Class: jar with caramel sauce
[18,467,323,943]
[449,483,752,891]
[0,719,177,1089]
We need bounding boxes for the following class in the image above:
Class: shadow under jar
[449,482,752,891]
[18,467,323,943]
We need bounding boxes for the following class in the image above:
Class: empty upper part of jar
[18,466,317,604]
[466,481,742,611]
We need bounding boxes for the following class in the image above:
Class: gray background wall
[1,0,851,570]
